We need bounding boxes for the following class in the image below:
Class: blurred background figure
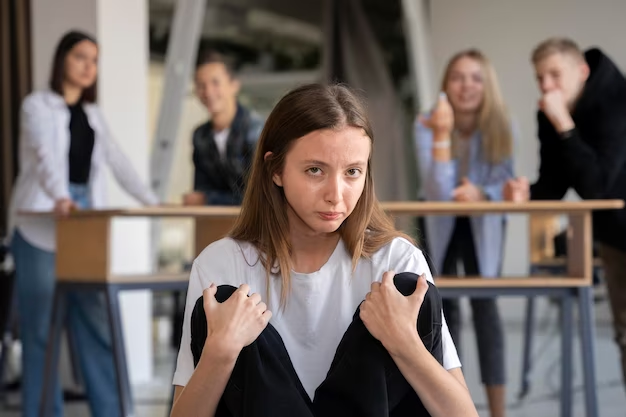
[504,37,626,394]
[415,49,514,417]
[182,51,264,206]
[7,30,158,417]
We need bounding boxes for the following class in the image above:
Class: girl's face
[272,126,371,237]
[64,40,98,89]
[445,56,485,114]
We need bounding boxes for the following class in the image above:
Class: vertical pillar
[401,0,436,112]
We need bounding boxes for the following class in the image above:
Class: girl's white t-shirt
[173,237,461,399]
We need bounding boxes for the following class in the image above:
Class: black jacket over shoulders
[530,48,626,251]
[192,103,263,205]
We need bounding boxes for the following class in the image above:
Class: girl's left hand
[360,271,429,357]
[452,177,485,202]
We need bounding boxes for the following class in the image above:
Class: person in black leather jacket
[183,51,263,206]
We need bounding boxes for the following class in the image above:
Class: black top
[68,102,95,184]
[530,48,626,251]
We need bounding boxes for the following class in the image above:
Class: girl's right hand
[418,93,454,140]
[203,283,272,356]
[54,198,77,217]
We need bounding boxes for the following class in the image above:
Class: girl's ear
[265,151,283,187]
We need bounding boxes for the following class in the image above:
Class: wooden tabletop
[21,200,624,218]
[99,273,591,288]
[382,200,623,215]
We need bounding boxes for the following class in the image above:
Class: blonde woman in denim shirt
[415,49,514,417]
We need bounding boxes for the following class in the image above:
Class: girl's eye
[347,168,362,177]
[307,167,322,175]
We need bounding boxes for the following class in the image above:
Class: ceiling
[149,0,324,71]
[148,0,410,89]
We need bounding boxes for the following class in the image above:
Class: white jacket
[8,90,159,251]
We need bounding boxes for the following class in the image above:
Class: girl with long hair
[171,83,477,417]
[415,49,515,417]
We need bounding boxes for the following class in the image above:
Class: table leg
[520,296,535,399]
[578,286,598,417]
[105,286,134,417]
[560,292,573,417]
[39,287,68,417]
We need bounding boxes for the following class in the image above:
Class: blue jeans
[11,183,120,417]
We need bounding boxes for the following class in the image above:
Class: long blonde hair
[229,84,413,306]
[442,49,513,164]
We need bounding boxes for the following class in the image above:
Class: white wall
[429,0,626,274]
[31,0,97,90]
[31,0,154,383]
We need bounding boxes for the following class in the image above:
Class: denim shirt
[414,120,515,278]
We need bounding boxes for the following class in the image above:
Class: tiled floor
[1,296,624,416]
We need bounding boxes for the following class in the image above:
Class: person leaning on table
[7,30,158,417]
[504,37,626,394]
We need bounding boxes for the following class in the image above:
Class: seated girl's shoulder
[371,236,425,262]
[195,237,260,268]
[191,238,263,290]
[364,237,434,284]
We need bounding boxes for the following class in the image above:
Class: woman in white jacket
[8,30,157,417]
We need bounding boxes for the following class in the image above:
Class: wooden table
[31,200,623,417]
